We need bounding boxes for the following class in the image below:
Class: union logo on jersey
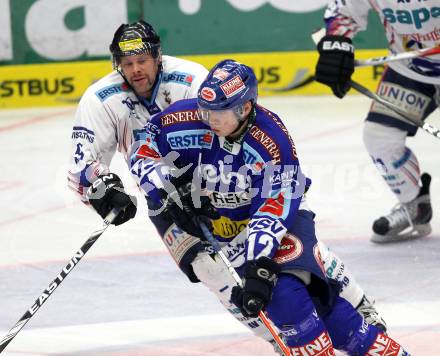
[273,233,303,264]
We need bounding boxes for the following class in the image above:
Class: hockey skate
[356,295,387,332]
[371,173,432,243]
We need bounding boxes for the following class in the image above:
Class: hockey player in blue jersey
[129,59,409,354]
[72,20,389,351]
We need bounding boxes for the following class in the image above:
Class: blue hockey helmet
[110,20,161,68]
[198,59,258,114]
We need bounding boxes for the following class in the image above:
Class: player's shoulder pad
[85,71,131,102]
[161,55,209,87]
[247,104,299,164]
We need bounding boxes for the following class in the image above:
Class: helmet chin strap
[233,104,247,122]
[227,105,256,140]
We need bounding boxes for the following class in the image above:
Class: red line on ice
[0,107,75,133]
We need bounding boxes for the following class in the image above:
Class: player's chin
[211,128,223,135]
[132,80,152,96]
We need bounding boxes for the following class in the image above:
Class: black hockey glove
[316,35,355,98]
[231,257,281,318]
[87,173,137,226]
[162,182,220,239]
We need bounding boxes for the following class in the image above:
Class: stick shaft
[355,46,440,67]
[264,45,440,93]
[0,208,120,353]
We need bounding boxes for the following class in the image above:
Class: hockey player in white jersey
[315,1,437,242]
[68,20,387,350]
[68,20,208,206]
[67,19,289,346]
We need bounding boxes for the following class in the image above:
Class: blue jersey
[130,98,326,280]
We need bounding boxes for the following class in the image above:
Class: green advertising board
[1,0,387,65]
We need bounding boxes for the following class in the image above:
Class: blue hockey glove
[316,35,354,98]
[231,257,280,317]
[87,173,137,225]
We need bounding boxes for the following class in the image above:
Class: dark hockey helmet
[197,59,258,120]
[109,20,161,68]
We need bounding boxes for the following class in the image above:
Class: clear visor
[198,105,245,125]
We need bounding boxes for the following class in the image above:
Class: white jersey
[68,55,208,201]
[325,0,440,85]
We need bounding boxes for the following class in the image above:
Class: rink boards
[0,49,388,109]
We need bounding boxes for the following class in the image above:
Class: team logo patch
[163,71,193,87]
[290,331,333,355]
[273,233,303,264]
[372,81,429,123]
[213,68,229,80]
[211,216,249,240]
[259,193,285,217]
[161,109,201,127]
[119,38,143,51]
[95,84,124,102]
[249,126,281,164]
[243,144,266,172]
[200,87,216,101]
[313,243,326,276]
[167,129,213,149]
[71,126,95,143]
[209,191,251,209]
[220,75,245,98]
[163,224,200,264]
[136,141,161,160]
[367,333,404,355]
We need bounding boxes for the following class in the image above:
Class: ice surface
[0,96,439,355]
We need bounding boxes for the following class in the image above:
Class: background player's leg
[363,122,432,242]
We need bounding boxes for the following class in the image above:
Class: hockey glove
[316,35,354,98]
[162,182,220,239]
[87,173,137,225]
[231,257,280,318]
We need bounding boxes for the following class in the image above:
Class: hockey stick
[349,79,440,140]
[266,28,440,92]
[271,75,440,140]
[310,30,440,140]
[311,27,440,67]
[198,222,291,356]
[0,208,121,353]
[354,45,440,67]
